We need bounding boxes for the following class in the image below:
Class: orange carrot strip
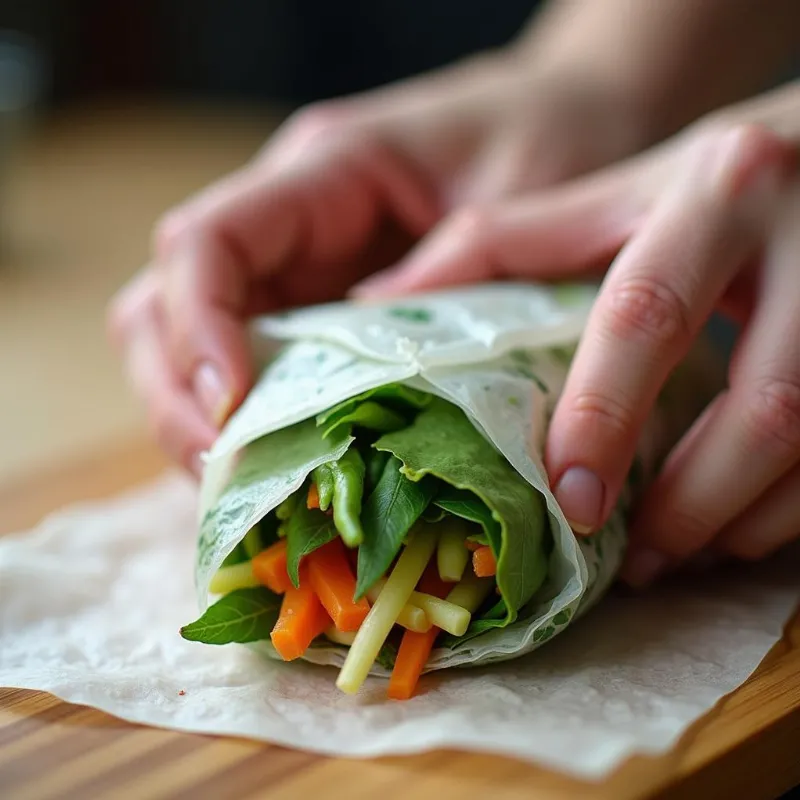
[307,539,370,632]
[270,576,330,661]
[388,628,439,700]
[389,562,452,700]
[464,539,482,552]
[307,483,320,510]
[252,539,292,594]
[472,546,497,577]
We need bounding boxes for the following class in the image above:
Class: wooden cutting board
[1,438,799,800]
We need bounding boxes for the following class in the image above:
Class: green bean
[329,449,366,547]
[275,492,299,521]
[312,463,335,511]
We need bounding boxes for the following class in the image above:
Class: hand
[108,52,647,474]
[356,120,800,581]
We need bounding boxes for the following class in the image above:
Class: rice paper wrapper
[196,283,723,673]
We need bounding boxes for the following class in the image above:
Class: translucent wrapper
[196,283,721,674]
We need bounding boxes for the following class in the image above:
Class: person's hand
[108,52,647,475]
[355,120,800,581]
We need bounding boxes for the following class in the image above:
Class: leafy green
[285,503,339,587]
[316,384,431,428]
[241,526,262,559]
[355,456,436,599]
[375,640,399,670]
[364,448,390,492]
[221,543,247,567]
[180,587,280,645]
[321,401,407,439]
[375,399,549,625]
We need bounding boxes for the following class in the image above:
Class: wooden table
[2,104,800,799]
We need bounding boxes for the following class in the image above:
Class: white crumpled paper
[1,473,797,778]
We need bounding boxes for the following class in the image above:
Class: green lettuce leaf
[374,398,549,625]
[285,503,339,587]
[321,401,407,439]
[355,456,436,599]
[316,384,431,428]
[180,587,281,645]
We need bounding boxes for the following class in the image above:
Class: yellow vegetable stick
[324,626,357,646]
[368,578,464,635]
[336,525,438,694]
[445,570,495,613]
[365,584,431,633]
[436,519,470,582]
[209,561,260,595]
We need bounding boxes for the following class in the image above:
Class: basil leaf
[364,448,390,492]
[180,587,280,645]
[285,503,339,587]
[355,456,436,599]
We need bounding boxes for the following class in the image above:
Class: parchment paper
[1,473,797,778]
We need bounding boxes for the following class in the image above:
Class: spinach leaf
[355,456,436,599]
[321,401,407,439]
[375,398,549,625]
[434,488,502,553]
[285,502,339,587]
[364,449,390,492]
[317,384,431,428]
[180,587,280,645]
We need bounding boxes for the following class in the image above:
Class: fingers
[715,462,800,561]
[622,178,800,585]
[547,125,791,537]
[109,271,217,476]
[352,168,638,297]
[156,126,438,426]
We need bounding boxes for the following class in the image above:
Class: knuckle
[711,122,791,201]
[569,390,636,437]
[283,102,349,147]
[605,277,691,350]
[743,377,800,453]
[152,208,190,260]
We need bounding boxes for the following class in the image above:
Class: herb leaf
[180,587,280,645]
[285,503,339,587]
[316,384,431,428]
[355,456,436,599]
[321,401,407,439]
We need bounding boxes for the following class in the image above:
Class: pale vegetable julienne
[183,385,552,698]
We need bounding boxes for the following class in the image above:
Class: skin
[359,81,800,586]
[108,1,800,579]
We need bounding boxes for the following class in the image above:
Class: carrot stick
[389,562,452,700]
[307,483,320,510]
[307,539,370,632]
[252,539,292,593]
[388,628,439,700]
[270,574,330,661]
[472,546,497,577]
[464,539,483,552]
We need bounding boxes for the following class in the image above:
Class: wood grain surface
[1,438,799,800]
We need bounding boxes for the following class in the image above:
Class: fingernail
[620,548,668,588]
[553,467,604,535]
[193,362,231,427]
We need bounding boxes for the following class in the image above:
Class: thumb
[352,174,637,298]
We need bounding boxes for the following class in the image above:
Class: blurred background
[0,1,539,486]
